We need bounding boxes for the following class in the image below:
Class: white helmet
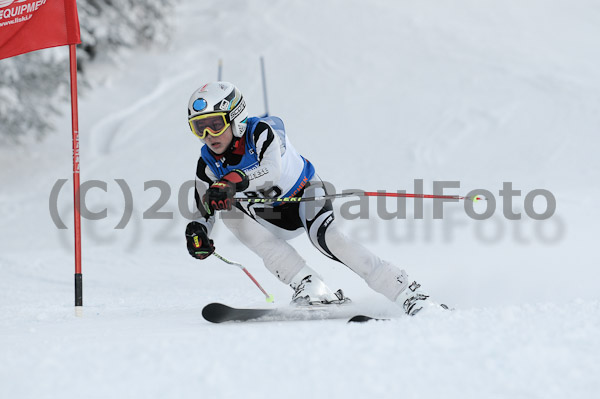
[187,82,248,138]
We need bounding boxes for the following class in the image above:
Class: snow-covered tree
[0,0,175,144]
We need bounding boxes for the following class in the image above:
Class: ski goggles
[189,112,230,140]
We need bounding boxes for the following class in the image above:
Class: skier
[185,82,437,315]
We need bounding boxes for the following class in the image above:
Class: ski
[202,303,276,323]
[347,315,390,323]
[202,302,362,324]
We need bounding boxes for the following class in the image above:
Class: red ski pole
[235,190,485,204]
[213,252,275,303]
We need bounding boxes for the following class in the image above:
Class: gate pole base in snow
[75,273,82,307]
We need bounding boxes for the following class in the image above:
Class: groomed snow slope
[1,0,599,398]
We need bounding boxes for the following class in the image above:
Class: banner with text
[0,0,80,60]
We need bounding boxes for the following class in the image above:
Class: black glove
[202,169,249,215]
[185,221,215,260]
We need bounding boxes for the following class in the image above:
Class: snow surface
[1,0,600,398]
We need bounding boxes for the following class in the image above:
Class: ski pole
[213,252,275,303]
[235,190,485,204]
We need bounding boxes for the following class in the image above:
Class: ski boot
[289,271,350,306]
[395,281,447,316]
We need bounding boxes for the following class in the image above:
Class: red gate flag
[1,0,84,308]
[0,0,80,60]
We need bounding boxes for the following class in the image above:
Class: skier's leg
[300,178,433,314]
[221,208,344,304]
[221,209,305,284]
[322,224,436,314]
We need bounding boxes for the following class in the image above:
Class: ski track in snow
[89,69,198,157]
[2,291,599,398]
[1,0,600,398]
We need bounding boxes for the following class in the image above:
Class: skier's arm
[193,157,218,235]
[186,157,219,260]
[202,170,249,215]
[193,159,250,228]
[185,221,214,260]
